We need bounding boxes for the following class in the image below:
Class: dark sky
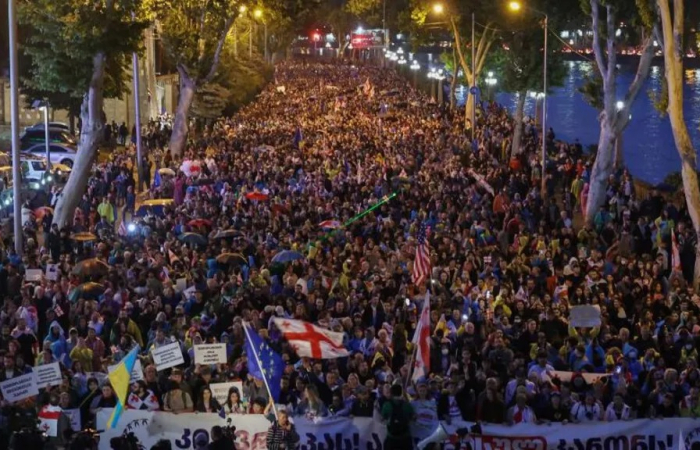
[0,0,9,75]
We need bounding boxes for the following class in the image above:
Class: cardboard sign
[45,264,59,281]
[36,362,62,389]
[210,381,244,405]
[194,344,227,365]
[63,408,82,432]
[151,342,185,371]
[25,268,43,282]
[175,278,187,293]
[108,359,144,382]
[569,305,601,328]
[0,372,39,403]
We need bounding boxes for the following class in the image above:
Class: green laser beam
[316,191,398,244]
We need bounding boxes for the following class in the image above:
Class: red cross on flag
[272,318,349,359]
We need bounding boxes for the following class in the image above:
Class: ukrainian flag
[107,345,140,429]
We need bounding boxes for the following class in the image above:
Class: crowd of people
[0,59,698,449]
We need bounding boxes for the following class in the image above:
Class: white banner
[570,305,601,328]
[46,264,59,281]
[97,409,386,450]
[209,381,244,405]
[25,268,43,282]
[108,359,144,382]
[36,361,62,389]
[151,342,185,371]
[194,344,227,365]
[0,372,39,403]
[96,409,700,450]
[64,408,82,432]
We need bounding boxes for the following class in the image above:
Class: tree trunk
[450,47,457,111]
[68,114,75,136]
[584,120,616,227]
[465,92,475,131]
[511,91,527,156]
[614,133,624,168]
[53,53,106,227]
[658,0,700,288]
[145,26,159,120]
[168,67,196,157]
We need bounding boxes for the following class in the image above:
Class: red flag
[411,291,431,382]
[272,318,348,359]
[672,229,682,273]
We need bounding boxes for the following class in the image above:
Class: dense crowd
[0,59,698,449]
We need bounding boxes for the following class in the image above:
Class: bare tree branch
[590,0,608,84]
[202,14,236,84]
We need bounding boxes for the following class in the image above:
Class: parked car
[25,122,71,133]
[19,127,76,151]
[23,143,77,167]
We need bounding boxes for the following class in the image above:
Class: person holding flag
[242,321,283,420]
[106,344,140,429]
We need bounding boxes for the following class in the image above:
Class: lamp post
[8,0,22,254]
[410,60,420,88]
[253,9,268,63]
[485,71,497,101]
[313,33,320,56]
[509,1,548,199]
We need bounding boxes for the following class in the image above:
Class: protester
[0,59,698,450]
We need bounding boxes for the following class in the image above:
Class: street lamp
[509,0,548,199]
[433,3,444,14]
[485,71,497,100]
[616,100,625,110]
[313,32,320,55]
[253,9,268,63]
[239,5,247,13]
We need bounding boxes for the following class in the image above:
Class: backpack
[387,400,409,436]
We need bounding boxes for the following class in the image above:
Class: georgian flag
[411,290,431,382]
[272,318,349,359]
[38,405,62,437]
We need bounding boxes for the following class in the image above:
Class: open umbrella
[34,206,53,220]
[271,250,304,264]
[71,232,97,242]
[72,258,110,278]
[179,232,207,246]
[245,191,269,201]
[319,220,342,229]
[188,219,212,228]
[69,282,105,302]
[216,252,247,266]
[214,229,244,240]
[158,168,176,177]
[136,199,174,217]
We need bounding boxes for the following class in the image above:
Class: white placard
[45,264,59,281]
[151,342,185,371]
[0,372,39,403]
[194,344,227,365]
[175,278,187,292]
[570,305,601,328]
[209,381,244,405]
[36,361,62,389]
[25,268,43,282]
[63,408,82,432]
[108,358,144,382]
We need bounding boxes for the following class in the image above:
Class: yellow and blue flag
[243,322,283,402]
[107,345,140,429]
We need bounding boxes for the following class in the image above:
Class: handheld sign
[25,269,43,282]
[45,264,59,281]
[151,342,185,371]
[194,343,227,365]
[36,362,62,389]
[570,305,601,328]
[210,381,244,405]
[0,372,39,403]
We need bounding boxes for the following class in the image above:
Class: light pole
[410,60,420,88]
[313,33,320,56]
[485,71,497,101]
[509,1,548,199]
[253,9,267,63]
[8,0,22,254]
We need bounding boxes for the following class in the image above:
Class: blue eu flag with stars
[243,322,283,402]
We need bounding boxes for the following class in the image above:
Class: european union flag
[243,321,283,402]
[152,169,162,188]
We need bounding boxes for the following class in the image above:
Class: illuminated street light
[508,1,522,11]
[254,9,263,18]
[616,100,624,110]
[239,5,247,13]
[433,3,444,14]
[410,61,420,70]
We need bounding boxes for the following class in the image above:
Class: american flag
[412,222,431,286]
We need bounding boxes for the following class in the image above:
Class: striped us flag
[412,222,431,286]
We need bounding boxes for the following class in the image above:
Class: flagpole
[242,321,279,420]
